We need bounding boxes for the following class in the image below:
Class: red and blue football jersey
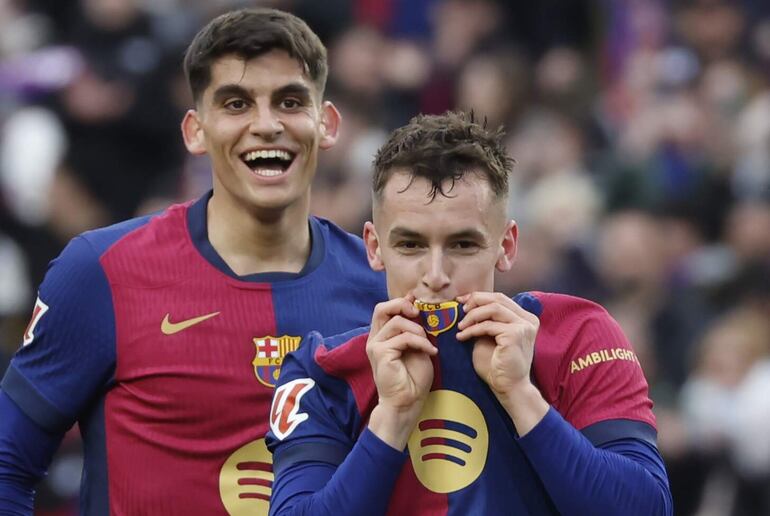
[267,292,658,515]
[1,192,387,515]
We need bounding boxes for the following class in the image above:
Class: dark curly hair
[372,111,513,202]
[184,8,328,104]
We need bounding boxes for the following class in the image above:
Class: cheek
[382,253,420,294]
[205,120,238,149]
[299,118,324,149]
[454,256,497,290]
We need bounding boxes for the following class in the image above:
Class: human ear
[363,221,385,271]
[495,220,518,272]
[181,110,206,155]
[318,101,341,150]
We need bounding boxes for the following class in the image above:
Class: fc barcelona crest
[253,335,301,388]
[414,301,459,336]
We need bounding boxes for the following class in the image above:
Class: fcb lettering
[415,300,459,336]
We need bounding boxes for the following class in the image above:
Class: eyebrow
[273,82,313,102]
[210,82,314,105]
[388,227,424,242]
[388,227,486,242]
[211,84,251,105]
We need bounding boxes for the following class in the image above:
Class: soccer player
[0,8,386,515]
[267,112,674,515]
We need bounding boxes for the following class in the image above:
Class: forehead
[377,170,502,235]
[204,49,315,96]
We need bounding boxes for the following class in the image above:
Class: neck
[206,192,312,276]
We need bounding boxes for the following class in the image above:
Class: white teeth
[243,149,293,161]
[253,168,283,177]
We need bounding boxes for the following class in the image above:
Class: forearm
[496,382,550,436]
[0,392,62,515]
[518,408,673,516]
[367,403,421,451]
[270,428,406,516]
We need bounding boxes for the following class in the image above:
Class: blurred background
[0,0,768,514]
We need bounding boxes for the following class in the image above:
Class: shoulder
[312,217,385,290]
[277,326,376,425]
[268,328,373,450]
[78,212,158,257]
[524,291,655,431]
[83,202,197,285]
[525,290,631,364]
[282,326,372,384]
[36,209,161,299]
[529,291,613,328]
[526,291,624,354]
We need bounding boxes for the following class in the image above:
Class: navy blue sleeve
[270,428,406,516]
[0,391,64,515]
[518,408,673,516]
[0,235,116,433]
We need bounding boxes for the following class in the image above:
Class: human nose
[421,249,450,293]
[249,103,283,140]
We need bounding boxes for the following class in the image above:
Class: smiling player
[0,8,386,515]
[267,112,673,515]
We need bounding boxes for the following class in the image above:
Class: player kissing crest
[253,335,301,388]
[414,300,459,336]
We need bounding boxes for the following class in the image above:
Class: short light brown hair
[184,8,328,104]
[373,111,513,201]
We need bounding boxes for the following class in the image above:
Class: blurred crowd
[1,0,769,514]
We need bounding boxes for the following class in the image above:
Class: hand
[456,292,539,396]
[456,292,548,436]
[366,295,437,449]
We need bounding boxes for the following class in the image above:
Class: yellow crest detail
[253,335,301,388]
[414,300,460,336]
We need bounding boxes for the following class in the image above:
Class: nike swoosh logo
[161,312,220,335]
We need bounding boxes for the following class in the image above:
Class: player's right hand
[366,295,436,449]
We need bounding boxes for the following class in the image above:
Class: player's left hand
[455,292,540,397]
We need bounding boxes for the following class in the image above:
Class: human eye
[279,97,302,110]
[451,240,480,252]
[224,98,249,112]
[395,240,423,253]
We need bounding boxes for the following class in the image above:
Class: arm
[457,292,672,516]
[0,235,116,512]
[268,297,436,515]
[270,429,405,516]
[518,408,672,516]
[0,392,64,515]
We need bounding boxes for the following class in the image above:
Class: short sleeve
[1,236,116,433]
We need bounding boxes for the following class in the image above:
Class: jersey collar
[186,191,325,282]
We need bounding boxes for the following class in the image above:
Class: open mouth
[241,149,296,177]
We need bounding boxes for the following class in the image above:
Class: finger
[382,332,438,356]
[371,297,420,334]
[456,320,509,341]
[457,302,516,330]
[462,292,539,325]
[506,299,540,326]
[375,315,428,341]
[459,291,503,312]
